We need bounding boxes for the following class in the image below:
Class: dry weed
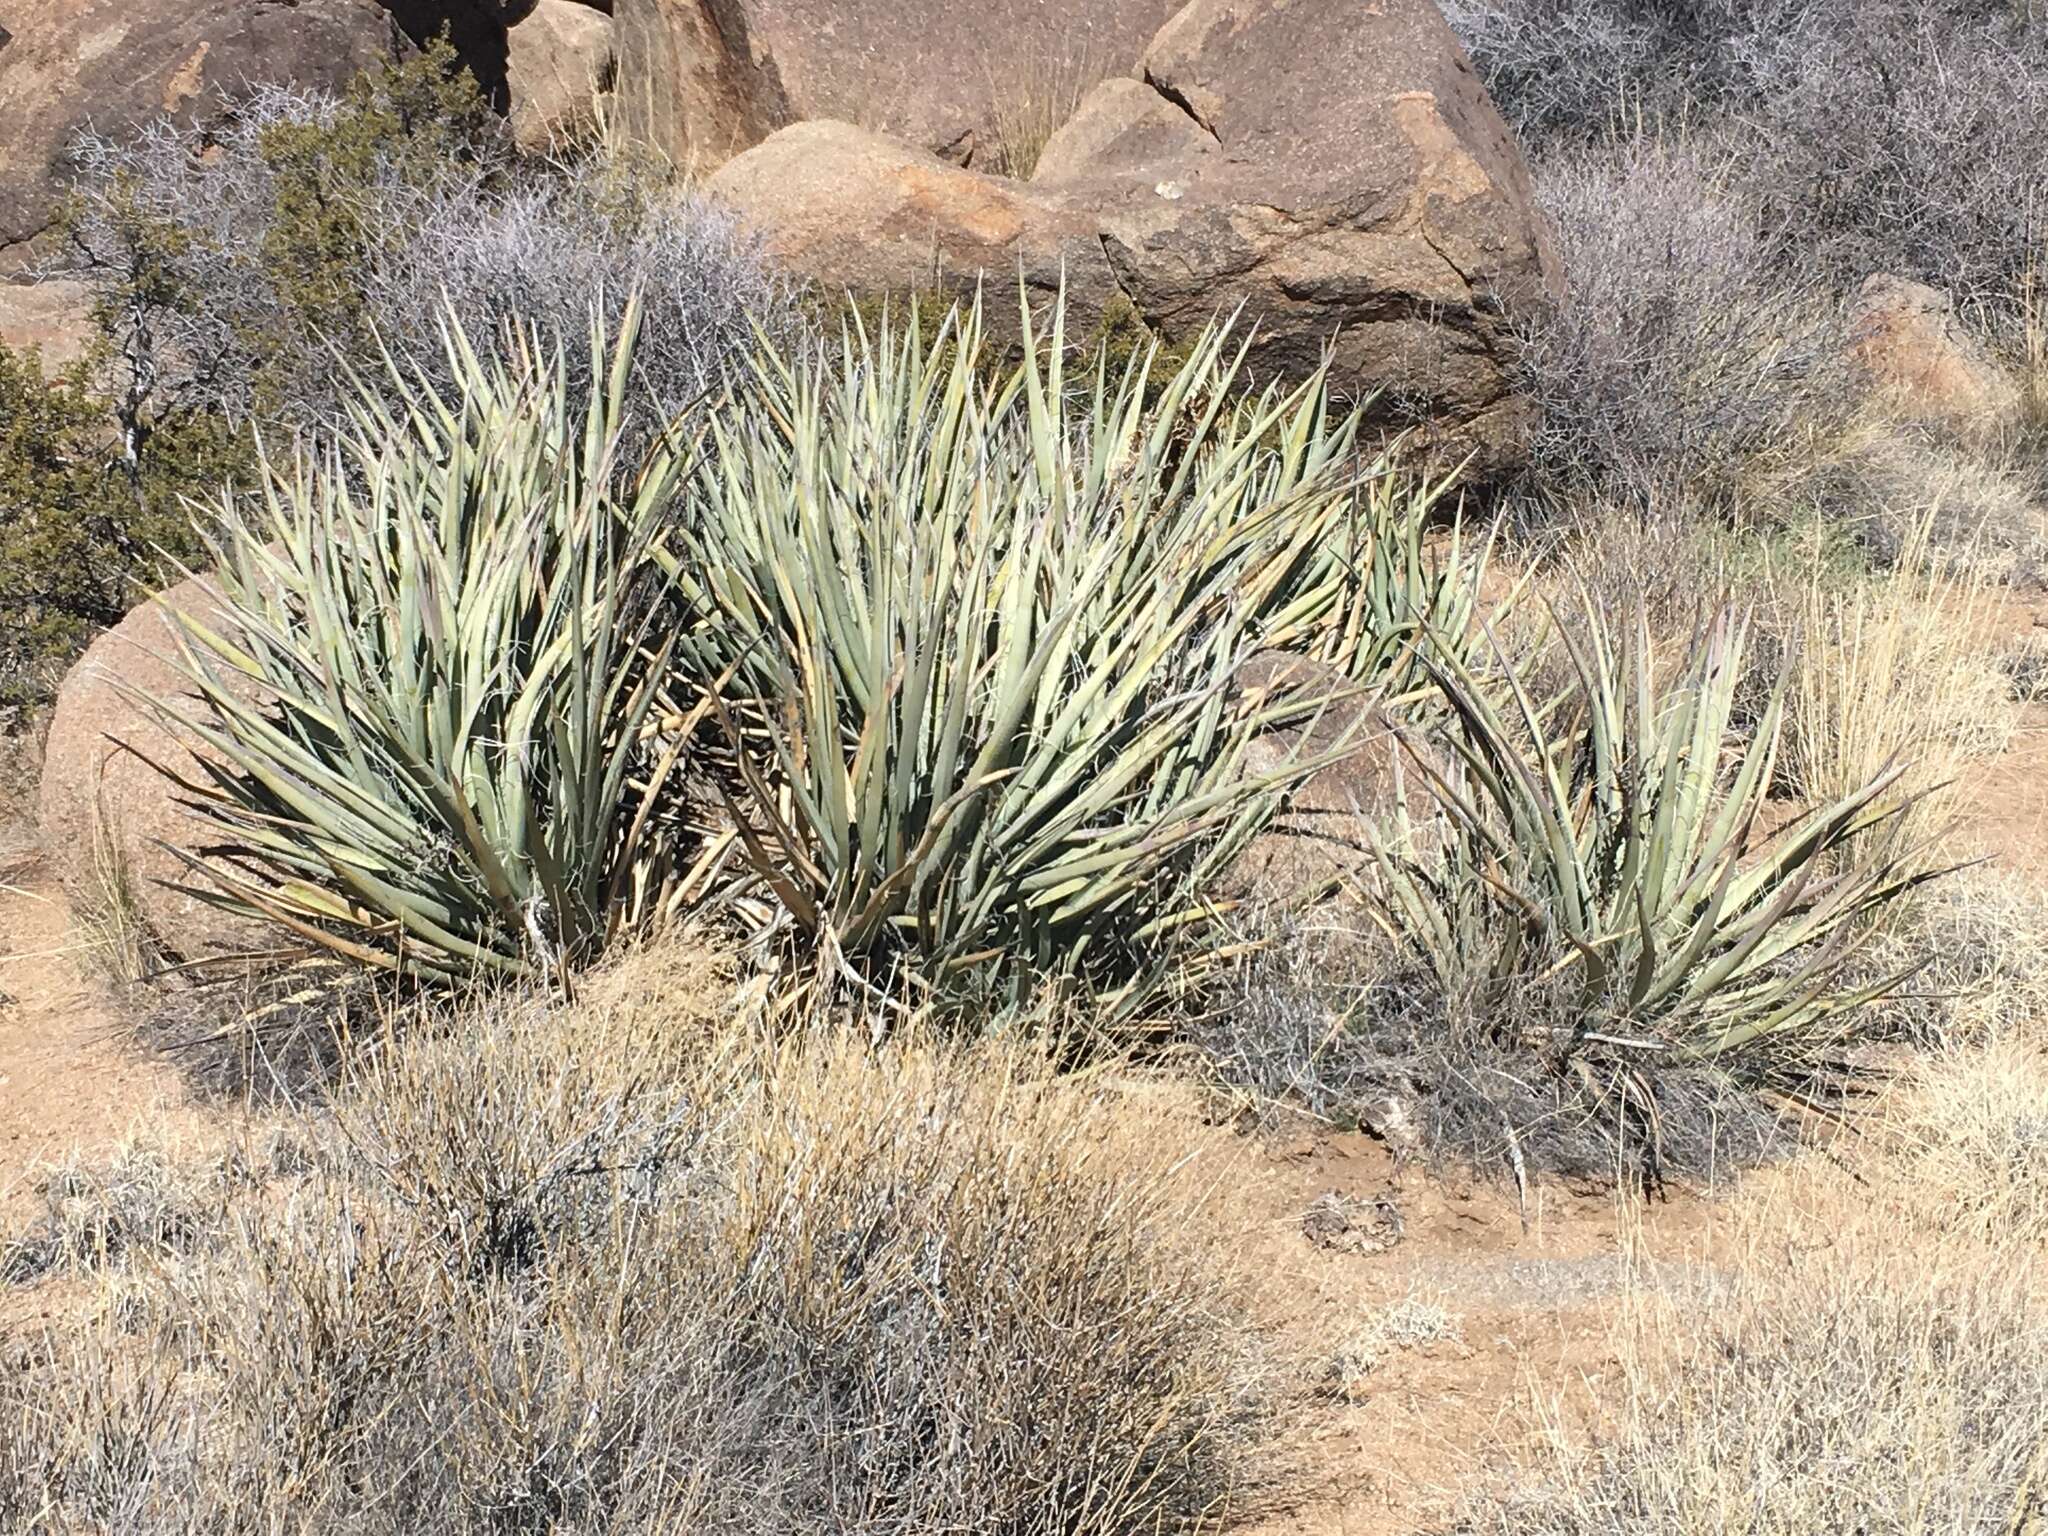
[1326,1290,1465,1400]
[1472,1225,2048,1533]
[1779,518,2018,833]
[1877,1038,2048,1246]
[979,49,1107,179]
[69,799,160,988]
[1858,866,2048,1046]
[0,950,1260,1534]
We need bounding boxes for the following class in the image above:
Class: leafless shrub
[1512,135,1856,520]
[55,80,796,459]
[1439,0,1793,145]
[1450,0,2048,309]
[1,962,1259,1534]
[364,178,795,462]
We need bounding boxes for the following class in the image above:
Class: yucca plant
[133,303,697,983]
[1369,602,1949,1080]
[664,291,1476,1025]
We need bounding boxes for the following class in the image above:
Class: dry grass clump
[1879,1038,2048,1245]
[1777,521,2020,829]
[979,49,1106,179]
[68,804,162,989]
[0,1140,233,1284]
[0,954,1260,1535]
[1326,1291,1464,1400]
[1857,866,2048,1046]
[1471,1236,2048,1534]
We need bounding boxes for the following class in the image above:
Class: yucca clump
[1371,603,1943,1085]
[666,295,1473,1026]
[141,305,697,984]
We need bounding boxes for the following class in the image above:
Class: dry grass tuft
[1326,1290,1464,1400]
[1858,866,2048,1047]
[1879,1038,2048,1245]
[1778,519,2019,835]
[979,50,1106,180]
[1474,1230,2048,1534]
[68,800,161,988]
[1,950,1261,1534]
[0,1140,235,1284]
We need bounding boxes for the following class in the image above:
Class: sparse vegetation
[6,11,2048,1536]
[0,961,1260,1534]
[1327,1291,1464,1399]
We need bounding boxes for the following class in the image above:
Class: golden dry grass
[978,50,1107,180]
[1486,1222,2048,1535]
[1777,516,2019,836]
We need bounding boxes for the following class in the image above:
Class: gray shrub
[56,83,796,456]
[1447,0,2048,308]
[1514,137,1853,516]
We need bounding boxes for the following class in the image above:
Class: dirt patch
[0,865,201,1229]
[1955,699,2048,886]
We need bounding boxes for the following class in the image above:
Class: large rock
[706,0,1559,468]
[612,0,1185,173]
[506,0,616,148]
[1067,0,1558,468]
[0,278,91,371]
[1848,274,2019,433]
[39,576,269,962]
[704,121,1121,315]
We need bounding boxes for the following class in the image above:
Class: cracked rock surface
[702,0,1560,469]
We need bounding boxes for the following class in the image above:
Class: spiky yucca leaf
[133,303,695,982]
[1371,603,1948,1075]
[667,292,1475,1024]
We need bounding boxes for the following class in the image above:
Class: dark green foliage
[0,344,246,709]
[244,40,501,415]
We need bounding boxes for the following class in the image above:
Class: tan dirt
[0,858,199,1227]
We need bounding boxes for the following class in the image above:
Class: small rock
[1847,273,2020,432]
[1302,1190,1404,1255]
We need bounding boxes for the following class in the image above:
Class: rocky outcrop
[611,0,1184,173]
[705,122,1121,316]
[0,278,91,371]
[0,0,405,269]
[506,0,616,148]
[706,0,1560,468]
[39,576,270,963]
[1848,274,2020,433]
